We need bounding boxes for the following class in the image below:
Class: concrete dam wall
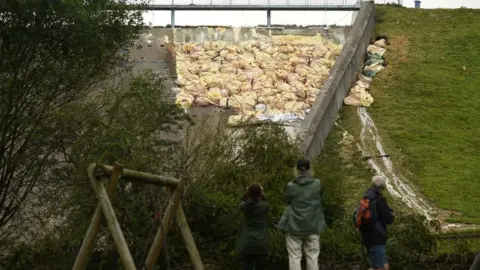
[127,1,374,159]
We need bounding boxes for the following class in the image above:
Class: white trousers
[286,234,320,270]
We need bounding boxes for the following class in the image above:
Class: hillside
[367,6,480,224]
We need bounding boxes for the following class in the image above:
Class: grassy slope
[369,6,480,222]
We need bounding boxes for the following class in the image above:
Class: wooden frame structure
[72,163,203,270]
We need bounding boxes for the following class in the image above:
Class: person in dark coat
[236,184,270,270]
[360,175,395,270]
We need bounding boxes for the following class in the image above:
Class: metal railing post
[267,9,271,27]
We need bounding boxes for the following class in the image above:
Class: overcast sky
[142,0,480,27]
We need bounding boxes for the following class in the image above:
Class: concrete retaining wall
[300,1,376,159]
[173,26,350,45]
[129,28,177,96]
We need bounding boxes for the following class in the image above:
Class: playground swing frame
[72,163,204,270]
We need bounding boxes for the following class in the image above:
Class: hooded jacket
[360,187,395,248]
[235,198,270,255]
[277,172,326,236]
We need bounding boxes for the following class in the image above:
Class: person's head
[246,183,263,201]
[372,175,386,190]
[296,159,310,173]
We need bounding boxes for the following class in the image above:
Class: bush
[181,125,299,266]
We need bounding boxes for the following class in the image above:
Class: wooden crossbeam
[96,164,179,188]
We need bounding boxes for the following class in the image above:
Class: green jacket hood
[293,173,314,186]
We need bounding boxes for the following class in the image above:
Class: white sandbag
[374,39,387,48]
[344,95,362,107]
[367,44,386,57]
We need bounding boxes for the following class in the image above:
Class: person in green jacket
[278,159,326,270]
[236,184,270,270]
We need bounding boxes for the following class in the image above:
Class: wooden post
[144,177,185,269]
[73,163,123,270]
[163,186,203,270]
[98,164,179,188]
[176,205,204,270]
[87,163,136,270]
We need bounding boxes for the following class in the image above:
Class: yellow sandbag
[295,89,307,100]
[360,91,374,107]
[240,82,253,92]
[306,96,317,105]
[206,50,218,57]
[184,84,203,96]
[289,81,306,92]
[284,92,299,101]
[236,73,248,82]
[190,51,205,60]
[175,78,187,87]
[295,65,311,76]
[195,96,214,107]
[225,53,239,61]
[311,46,328,59]
[212,41,227,52]
[300,102,311,110]
[220,64,236,74]
[287,73,301,83]
[205,88,222,103]
[305,75,324,89]
[324,51,332,60]
[175,93,194,109]
[242,91,258,102]
[310,59,327,70]
[289,56,307,66]
[276,82,291,92]
[245,67,264,80]
[307,87,322,97]
[275,70,288,81]
[219,50,229,58]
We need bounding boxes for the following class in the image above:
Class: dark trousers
[243,254,266,270]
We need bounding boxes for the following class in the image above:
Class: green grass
[368,6,480,223]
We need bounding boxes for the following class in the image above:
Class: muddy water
[356,107,437,221]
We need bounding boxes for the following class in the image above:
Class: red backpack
[353,197,377,229]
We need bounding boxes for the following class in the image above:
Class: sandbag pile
[173,33,343,126]
[344,39,387,107]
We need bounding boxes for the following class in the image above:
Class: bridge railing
[148,0,361,6]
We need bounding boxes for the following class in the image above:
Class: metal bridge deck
[132,0,361,11]
[140,4,360,11]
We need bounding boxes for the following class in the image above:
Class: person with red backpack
[353,175,394,270]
